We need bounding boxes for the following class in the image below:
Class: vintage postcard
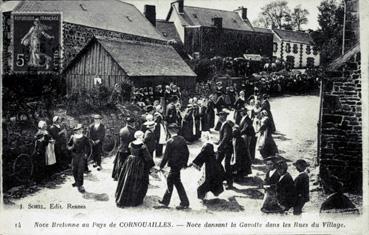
[0,0,368,234]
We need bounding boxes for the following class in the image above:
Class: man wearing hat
[276,160,296,212]
[154,105,166,157]
[293,159,310,215]
[215,110,234,189]
[49,116,68,170]
[88,114,105,171]
[171,84,181,100]
[67,124,90,193]
[143,117,157,158]
[159,123,190,210]
[165,96,178,125]
[261,156,281,213]
[112,117,136,181]
[164,85,172,105]
[239,107,255,162]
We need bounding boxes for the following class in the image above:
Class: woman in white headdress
[33,120,56,182]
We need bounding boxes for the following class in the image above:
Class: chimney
[235,6,247,20]
[241,7,247,20]
[144,5,156,27]
[175,0,184,14]
[213,17,223,29]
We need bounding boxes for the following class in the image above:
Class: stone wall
[320,52,362,193]
[184,26,273,58]
[344,0,359,52]
[62,23,166,67]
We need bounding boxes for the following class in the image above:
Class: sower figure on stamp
[215,110,234,190]
[158,123,190,210]
[112,117,136,181]
[67,124,90,193]
[88,114,105,171]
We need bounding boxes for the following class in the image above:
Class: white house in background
[271,29,320,68]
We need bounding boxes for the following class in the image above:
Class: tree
[291,5,309,30]
[252,15,271,28]
[257,0,291,29]
[311,0,344,64]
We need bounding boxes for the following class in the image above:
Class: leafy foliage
[253,0,309,30]
[291,5,309,31]
[311,0,344,65]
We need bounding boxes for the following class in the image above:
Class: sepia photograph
[0,0,368,234]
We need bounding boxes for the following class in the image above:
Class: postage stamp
[11,12,62,73]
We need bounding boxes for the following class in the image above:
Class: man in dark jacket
[293,159,310,215]
[276,160,296,211]
[215,111,234,189]
[159,123,190,210]
[143,120,156,158]
[112,117,136,180]
[239,108,255,163]
[165,96,178,125]
[67,124,91,193]
[88,114,105,171]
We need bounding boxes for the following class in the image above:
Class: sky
[122,0,325,30]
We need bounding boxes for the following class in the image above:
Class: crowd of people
[31,80,312,214]
[109,88,310,214]
[129,69,320,109]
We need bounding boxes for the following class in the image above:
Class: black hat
[167,123,180,131]
[216,110,229,116]
[293,159,309,168]
[144,105,154,112]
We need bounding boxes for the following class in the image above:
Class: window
[313,47,318,55]
[273,43,278,52]
[306,45,311,55]
[285,43,291,53]
[293,44,298,54]
[286,55,295,68]
[307,57,315,67]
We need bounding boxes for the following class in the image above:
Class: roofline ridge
[184,5,239,14]
[96,35,172,48]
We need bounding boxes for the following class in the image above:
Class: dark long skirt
[198,178,224,199]
[112,151,129,181]
[115,155,149,207]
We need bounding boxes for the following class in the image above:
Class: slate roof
[12,0,164,41]
[273,29,314,44]
[66,37,196,77]
[167,4,254,31]
[155,20,182,42]
[254,27,273,34]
